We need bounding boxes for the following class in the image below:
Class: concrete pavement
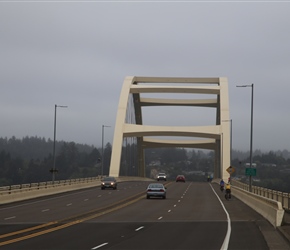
[278,211,290,247]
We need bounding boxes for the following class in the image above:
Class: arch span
[109,76,230,180]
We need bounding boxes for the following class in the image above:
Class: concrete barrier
[232,186,284,227]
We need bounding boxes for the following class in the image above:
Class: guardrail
[232,180,290,211]
[0,177,103,205]
[0,177,101,195]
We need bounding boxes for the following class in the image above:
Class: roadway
[0,181,289,250]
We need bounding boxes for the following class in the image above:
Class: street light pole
[237,84,254,192]
[52,104,68,183]
[101,125,110,176]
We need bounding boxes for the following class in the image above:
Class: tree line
[1,136,290,192]
[0,136,109,186]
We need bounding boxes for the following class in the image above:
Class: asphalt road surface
[0,181,289,250]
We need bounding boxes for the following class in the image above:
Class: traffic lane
[94,182,228,223]
[0,182,229,250]
[0,222,227,250]
[0,181,150,223]
[91,181,194,222]
[0,182,271,250]
[0,181,150,228]
[211,182,290,249]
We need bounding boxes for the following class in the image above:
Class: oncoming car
[157,173,167,181]
[146,183,167,199]
[176,175,186,182]
[101,176,117,190]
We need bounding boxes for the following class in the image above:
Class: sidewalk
[277,210,290,244]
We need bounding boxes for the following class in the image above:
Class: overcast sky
[0,1,289,152]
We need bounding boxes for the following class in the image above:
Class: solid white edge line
[209,183,231,250]
[91,242,109,249]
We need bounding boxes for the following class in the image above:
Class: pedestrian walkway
[278,210,290,245]
[212,182,290,249]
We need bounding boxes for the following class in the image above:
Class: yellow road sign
[226,166,235,174]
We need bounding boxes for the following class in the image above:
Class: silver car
[146,183,166,199]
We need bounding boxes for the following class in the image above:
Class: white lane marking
[168,210,171,213]
[42,209,50,212]
[84,199,89,201]
[135,226,144,231]
[210,183,231,250]
[98,195,102,198]
[174,204,177,207]
[4,216,16,220]
[91,242,108,249]
[66,203,72,206]
[181,196,183,199]
[0,188,100,211]
[158,217,163,220]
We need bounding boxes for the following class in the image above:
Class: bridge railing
[232,179,290,211]
[0,176,101,195]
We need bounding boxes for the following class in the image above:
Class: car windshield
[148,184,164,189]
[103,177,115,181]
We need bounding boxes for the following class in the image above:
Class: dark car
[146,183,166,199]
[176,175,185,182]
[101,176,117,190]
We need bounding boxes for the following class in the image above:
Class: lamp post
[52,104,68,183]
[101,125,110,176]
[237,83,254,192]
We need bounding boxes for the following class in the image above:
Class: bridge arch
[109,76,230,180]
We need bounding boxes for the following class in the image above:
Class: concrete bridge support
[109,76,230,180]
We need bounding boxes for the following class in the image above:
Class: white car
[146,183,167,199]
[157,173,167,181]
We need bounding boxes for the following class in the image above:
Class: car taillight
[159,189,164,192]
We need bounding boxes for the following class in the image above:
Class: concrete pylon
[109,76,230,181]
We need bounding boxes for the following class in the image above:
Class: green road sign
[245,168,256,176]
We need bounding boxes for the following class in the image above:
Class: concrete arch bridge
[109,76,231,181]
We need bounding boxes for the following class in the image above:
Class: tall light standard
[237,83,254,192]
[101,125,110,176]
[52,104,68,183]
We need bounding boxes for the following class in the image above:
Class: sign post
[226,166,235,183]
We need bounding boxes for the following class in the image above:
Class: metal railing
[232,179,290,211]
[0,176,102,195]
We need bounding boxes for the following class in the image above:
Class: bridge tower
[109,76,230,181]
